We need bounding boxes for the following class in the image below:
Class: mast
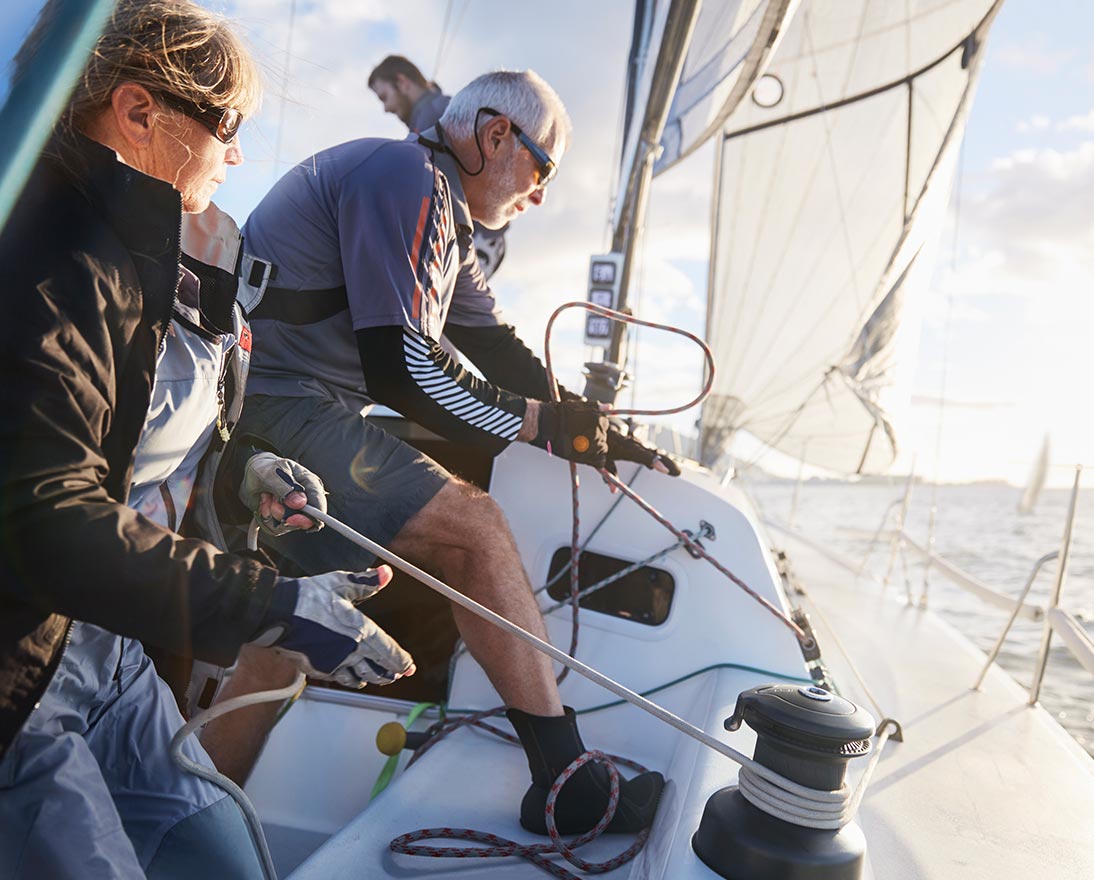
[583,0,702,403]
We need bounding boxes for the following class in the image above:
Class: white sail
[654,0,799,176]
[700,0,1003,473]
[1017,434,1050,514]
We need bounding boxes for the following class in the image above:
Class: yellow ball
[572,435,590,453]
[376,721,407,756]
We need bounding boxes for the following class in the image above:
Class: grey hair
[439,70,572,157]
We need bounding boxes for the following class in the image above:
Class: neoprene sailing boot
[507,706,664,835]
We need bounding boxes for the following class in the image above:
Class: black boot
[507,707,664,835]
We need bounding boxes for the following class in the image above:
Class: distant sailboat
[1018,433,1050,514]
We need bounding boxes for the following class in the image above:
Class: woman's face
[146,107,243,214]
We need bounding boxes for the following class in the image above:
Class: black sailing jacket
[0,134,279,758]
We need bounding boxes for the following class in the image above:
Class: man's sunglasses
[481,107,557,186]
[158,93,243,144]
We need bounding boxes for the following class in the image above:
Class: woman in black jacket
[0,2,412,876]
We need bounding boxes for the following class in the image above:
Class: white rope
[738,720,896,829]
[169,673,306,880]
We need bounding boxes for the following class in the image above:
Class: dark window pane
[546,548,675,626]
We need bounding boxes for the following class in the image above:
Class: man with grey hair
[212,70,676,835]
[368,54,508,278]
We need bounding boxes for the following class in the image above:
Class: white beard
[476,152,521,229]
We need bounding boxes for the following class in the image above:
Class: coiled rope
[391,751,651,878]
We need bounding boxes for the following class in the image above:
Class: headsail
[654,0,799,176]
[699,0,1003,473]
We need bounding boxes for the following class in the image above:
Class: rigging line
[535,466,644,595]
[921,138,965,605]
[439,0,473,78]
[271,0,298,183]
[627,197,653,410]
[431,0,455,83]
[544,302,804,642]
[791,579,887,721]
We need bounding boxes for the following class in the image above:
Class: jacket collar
[50,132,183,266]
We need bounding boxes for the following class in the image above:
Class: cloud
[1058,109,1094,132]
[957,141,1094,291]
[1016,113,1050,133]
[991,36,1073,77]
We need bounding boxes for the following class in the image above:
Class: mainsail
[696,0,1003,473]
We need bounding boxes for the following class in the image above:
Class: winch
[692,683,876,880]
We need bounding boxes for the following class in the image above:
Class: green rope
[572,663,813,715]
[446,662,812,718]
[370,701,438,799]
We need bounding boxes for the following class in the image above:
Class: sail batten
[699,0,1003,474]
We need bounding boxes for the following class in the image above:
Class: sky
[1,0,1091,486]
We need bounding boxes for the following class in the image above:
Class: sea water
[747,479,1094,757]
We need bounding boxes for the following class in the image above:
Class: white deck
[246,449,1094,878]
[775,527,1094,879]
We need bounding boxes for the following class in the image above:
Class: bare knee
[392,479,514,573]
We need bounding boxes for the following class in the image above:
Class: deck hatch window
[546,548,675,626]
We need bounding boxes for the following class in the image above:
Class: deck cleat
[693,683,876,879]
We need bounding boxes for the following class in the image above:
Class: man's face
[371,78,415,127]
[475,126,559,230]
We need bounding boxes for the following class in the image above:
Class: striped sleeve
[356,324,529,454]
[402,331,523,441]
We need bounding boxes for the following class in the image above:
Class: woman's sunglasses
[158,93,243,144]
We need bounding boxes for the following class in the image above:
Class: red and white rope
[391,751,650,878]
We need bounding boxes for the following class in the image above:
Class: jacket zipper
[158,216,184,356]
[25,618,74,721]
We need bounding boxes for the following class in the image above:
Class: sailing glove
[606,426,681,477]
[531,399,609,467]
[251,568,414,688]
[239,451,326,536]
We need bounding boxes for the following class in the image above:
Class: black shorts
[231,393,450,574]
